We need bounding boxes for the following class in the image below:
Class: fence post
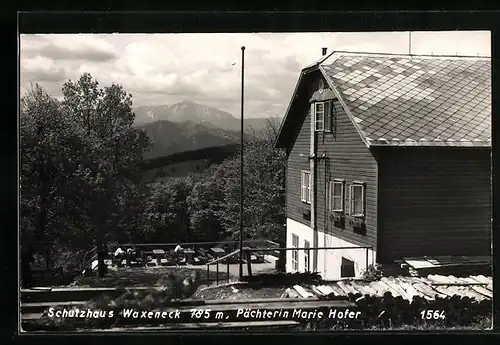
[216,262,219,285]
[207,264,210,286]
[227,262,230,283]
[246,250,252,277]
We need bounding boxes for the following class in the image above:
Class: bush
[361,264,383,282]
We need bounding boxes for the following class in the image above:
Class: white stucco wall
[286,218,313,273]
[286,218,376,281]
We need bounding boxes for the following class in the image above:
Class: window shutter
[331,101,337,135]
[345,184,351,215]
[310,103,315,131]
[343,181,346,211]
[364,185,367,214]
[324,101,331,132]
[301,172,304,200]
[308,173,312,203]
[327,181,332,211]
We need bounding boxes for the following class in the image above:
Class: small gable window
[312,101,333,132]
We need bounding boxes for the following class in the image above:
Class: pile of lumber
[280,274,492,327]
[282,275,492,302]
[402,256,491,277]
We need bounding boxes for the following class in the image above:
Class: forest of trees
[20,73,287,274]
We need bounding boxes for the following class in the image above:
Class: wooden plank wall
[377,147,492,263]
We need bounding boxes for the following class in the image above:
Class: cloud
[19,32,490,118]
[36,44,117,62]
[21,34,119,62]
[21,55,68,84]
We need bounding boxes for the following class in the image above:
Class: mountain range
[135,100,281,160]
[134,100,274,132]
[140,119,243,159]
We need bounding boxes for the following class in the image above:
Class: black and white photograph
[19,30,492,332]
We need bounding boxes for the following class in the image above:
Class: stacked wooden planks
[282,275,492,302]
[402,256,491,277]
[280,274,492,327]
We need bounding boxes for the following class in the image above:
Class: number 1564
[420,310,446,320]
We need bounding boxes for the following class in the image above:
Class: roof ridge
[323,50,490,61]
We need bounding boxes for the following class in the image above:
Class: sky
[19,31,490,119]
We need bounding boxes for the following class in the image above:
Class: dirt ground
[67,264,280,293]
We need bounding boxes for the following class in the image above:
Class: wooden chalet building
[275,50,491,280]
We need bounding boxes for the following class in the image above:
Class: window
[329,180,345,211]
[313,101,332,132]
[314,103,324,131]
[304,240,310,272]
[300,171,312,204]
[291,234,299,272]
[340,257,355,278]
[350,183,365,216]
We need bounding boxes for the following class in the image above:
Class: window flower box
[298,207,311,220]
[329,211,345,229]
[347,215,366,235]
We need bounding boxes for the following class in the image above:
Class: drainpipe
[324,157,328,278]
[310,104,318,272]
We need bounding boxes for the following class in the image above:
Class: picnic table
[153,249,165,266]
[211,247,226,259]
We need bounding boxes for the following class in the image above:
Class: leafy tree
[187,173,226,242]
[59,73,151,276]
[143,177,192,243]
[215,118,286,244]
[21,74,151,277]
[20,84,92,268]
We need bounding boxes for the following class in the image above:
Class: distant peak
[179,100,196,105]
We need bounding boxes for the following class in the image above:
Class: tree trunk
[97,235,107,277]
[98,249,106,277]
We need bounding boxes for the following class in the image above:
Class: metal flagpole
[239,46,245,280]
[409,31,412,56]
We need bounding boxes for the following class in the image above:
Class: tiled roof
[320,52,491,147]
